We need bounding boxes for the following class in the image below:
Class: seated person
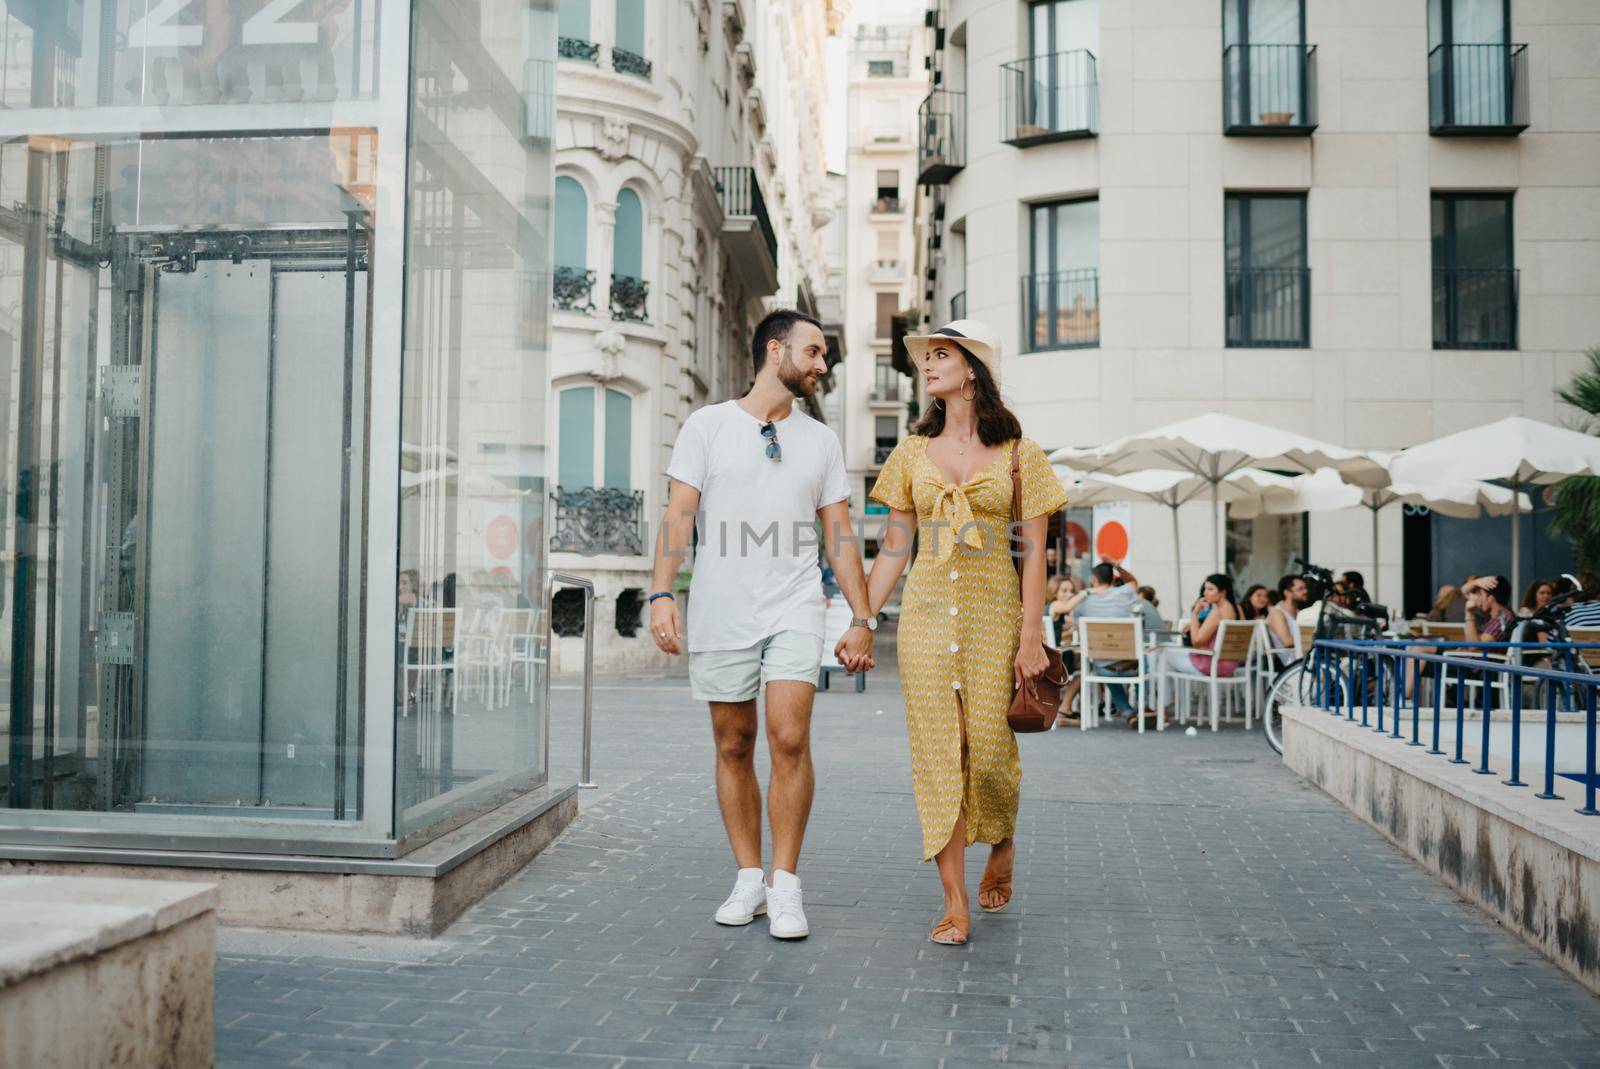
[1055,561,1147,727]
[1266,573,1308,666]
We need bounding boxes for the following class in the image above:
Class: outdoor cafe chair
[1076,618,1150,731]
[1171,619,1259,733]
[503,607,548,705]
[402,607,458,720]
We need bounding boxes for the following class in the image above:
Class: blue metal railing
[1309,639,1599,816]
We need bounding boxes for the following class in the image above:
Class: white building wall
[923,0,1600,611]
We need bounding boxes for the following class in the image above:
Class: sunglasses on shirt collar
[760,421,782,462]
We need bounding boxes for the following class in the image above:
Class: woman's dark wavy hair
[909,341,1022,445]
[1202,572,1240,616]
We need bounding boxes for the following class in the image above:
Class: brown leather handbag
[1005,442,1068,733]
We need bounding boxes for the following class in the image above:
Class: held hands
[835,624,876,674]
[649,598,685,655]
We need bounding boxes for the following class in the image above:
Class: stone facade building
[548,0,848,671]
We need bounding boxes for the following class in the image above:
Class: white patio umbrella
[1055,466,1299,604]
[1050,413,1386,572]
[1387,416,1600,594]
[1233,466,1529,601]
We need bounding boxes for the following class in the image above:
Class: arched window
[559,0,591,43]
[556,385,634,491]
[610,188,647,322]
[554,177,588,270]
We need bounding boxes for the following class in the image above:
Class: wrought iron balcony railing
[872,195,903,214]
[1226,267,1310,348]
[1433,267,1518,350]
[1223,44,1317,135]
[1429,43,1529,135]
[550,486,647,556]
[1022,269,1099,350]
[612,47,651,79]
[553,266,597,315]
[916,89,965,184]
[714,165,778,268]
[610,274,648,322]
[874,444,897,465]
[558,36,600,63]
[950,290,966,321]
[1000,50,1098,147]
[871,364,901,402]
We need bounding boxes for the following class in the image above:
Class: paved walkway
[216,667,1600,1068]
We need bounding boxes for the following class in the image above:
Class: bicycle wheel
[1263,657,1313,754]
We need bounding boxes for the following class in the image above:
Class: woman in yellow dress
[865,320,1067,945]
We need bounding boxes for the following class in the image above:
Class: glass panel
[1453,0,1505,41]
[558,388,595,489]
[615,0,645,55]
[1052,198,1099,272]
[613,188,643,279]
[0,131,376,834]
[559,0,591,41]
[1454,197,1510,267]
[554,177,587,269]
[603,389,631,491]
[397,0,555,837]
[0,0,380,110]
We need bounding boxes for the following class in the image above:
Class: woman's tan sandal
[978,851,1014,913]
[929,911,970,945]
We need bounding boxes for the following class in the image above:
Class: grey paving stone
[215,671,1600,1068]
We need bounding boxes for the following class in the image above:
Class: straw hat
[902,319,1002,387]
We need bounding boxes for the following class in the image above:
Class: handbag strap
[1010,440,1023,579]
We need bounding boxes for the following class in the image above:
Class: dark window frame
[1429,0,1518,132]
[1222,0,1309,131]
[1026,196,1100,351]
[1431,191,1517,350]
[1225,191,1310,348]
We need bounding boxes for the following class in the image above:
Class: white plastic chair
[1171,620,1258,732]
[502,608,547,705]
[1077,618,1150,732]
[402,607,458,719]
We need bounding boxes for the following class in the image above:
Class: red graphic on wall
[1064,521,1091,556]
[1095,521,1130,563]
[486,515,519,560]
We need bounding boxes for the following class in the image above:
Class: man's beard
[778,353,816,398]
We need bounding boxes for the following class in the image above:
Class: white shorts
[688,631,824,703]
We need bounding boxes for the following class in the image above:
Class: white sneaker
[766,870,808,939]
[714,868,767,926]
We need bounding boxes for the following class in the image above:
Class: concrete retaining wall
[1283,705,1600,996]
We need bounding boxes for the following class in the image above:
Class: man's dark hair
[1484,575,1512,607]
[1340,570,1365,590]
[751,309,823,378]
[1278,573,1301,599]
[1091,562,1115,586]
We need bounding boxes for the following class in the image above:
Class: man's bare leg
[764,681,816,876]
[710,700,762,869]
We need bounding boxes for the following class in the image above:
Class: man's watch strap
[850,616,878,632]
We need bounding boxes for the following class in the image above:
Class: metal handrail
[544,573,597,789]
[1310,639,1599,815]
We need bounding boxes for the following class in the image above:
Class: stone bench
[0,876,217,1069]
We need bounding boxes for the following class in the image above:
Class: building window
[1008,0,1099,143]
[554,177,595,314]
[1428,0,1526,133]
[875,293,898,340]
[867,59,896,77]
[876,229,899,262]
[611,188,648,322]
[1432,193,1516,350]
[559,0,599,61]
[875,416,898,465]
[1024,198,1099,350]
[613,0,651,78]
[1225,193,1309,348]
[1223,0,1315,133]
[558,386,633,490]
[875,169,900,212]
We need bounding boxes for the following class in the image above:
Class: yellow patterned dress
[870,436,1069,860]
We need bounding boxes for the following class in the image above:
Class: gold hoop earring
[960,379,975,402]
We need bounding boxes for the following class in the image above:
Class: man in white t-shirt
[648,310,876,941]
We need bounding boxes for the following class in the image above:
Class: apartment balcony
[611,47,651,79]
[1000,50,1098,147]
[870,195,904,216]
[1433,267,1518,350]
[870,365,904,405]
[916,90,965,184]
[862,127,912,151]
[553,266,597,315]
[1429,44,1529,135]
[714,166,779,296]
[558,36,599,63]
[949,290,966,321]
[1225,267,1310,348]
[869,259,902,285]
[1022,269,1099,351]
[550,486,646,556]
[874,444,897,465]
[1223,44,1318,135]
[609,274,648,323]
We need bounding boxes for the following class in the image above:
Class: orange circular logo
[486,515,519,559]
[1095,521,1129,563]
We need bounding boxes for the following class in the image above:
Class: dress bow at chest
[929,484,987,564]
